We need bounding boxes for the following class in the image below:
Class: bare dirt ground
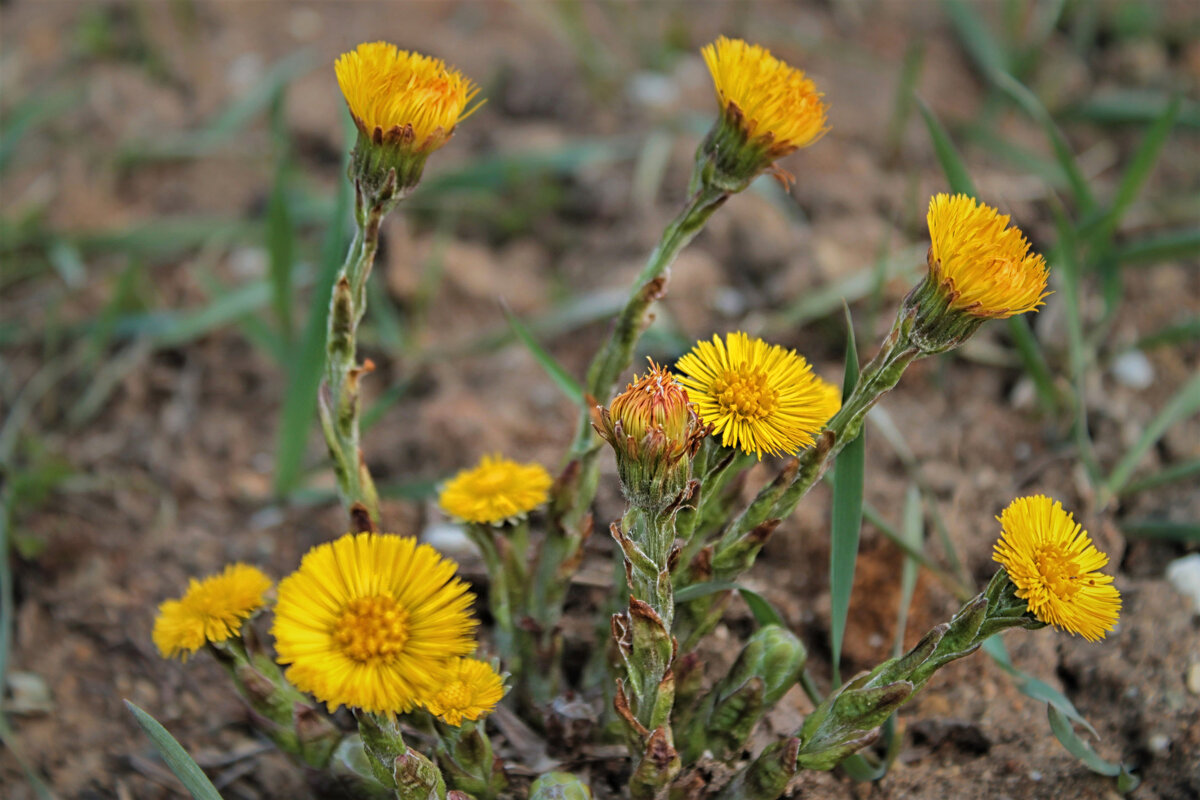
[2,2,1198,799]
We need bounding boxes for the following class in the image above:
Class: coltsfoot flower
[993,495,1121,642]
[696,36,828,190]
[439,454,552,525]
[676,332,828,459]
[272,533,477,715]
[926,193,1049,319]
[813,375,842,427]
[335,42,481,198]
[594,361,704,509]
[423,657,505,726]
[153,564,272,659]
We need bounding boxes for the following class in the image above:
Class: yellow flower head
[439,454,553,525]
[676,332,828,459]
[927,193,1049,319]
[993,496,1121,642]
[153,564,272,660]
[813,375,842,427]
[335,42,481,152]
[272,533,477,715]
[422,657,505,726]
[702,36,828,158]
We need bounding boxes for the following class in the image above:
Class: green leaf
[916,97,977,196]
[272,145,352,495]
[981,635,1097,736]
[124,701,223,800]
[893,484,924,656]
[1119,519,1200,542]
[1112,227,1200,265]
[502,304,585,407]
[673,581,786,629]
[1066,89,1200,127]
[829,308,863,687]
[1101,371,1200,501]
[266,157,295,344]
[1121,457,1200,495]
[1047,706,1140,791]
[942,0,1011,82]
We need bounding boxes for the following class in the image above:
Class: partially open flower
[423,657,505,726]
[593,362,705,510]
[439,454,552,526]
[335,42,481,201]
[695,36,828,191]
[272,533,477,715]
[902,194,1050,352]
[993,495,1121,642]
[153,564,272,660]
[676,332,828,459]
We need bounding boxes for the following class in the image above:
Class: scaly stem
[319,189,387,527]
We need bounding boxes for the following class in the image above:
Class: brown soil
[3,2,1198,799]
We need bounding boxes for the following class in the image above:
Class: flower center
[712,367,778,420]
[1032,545,1084,599]
[333,595,409,663]
[435,680,472,711]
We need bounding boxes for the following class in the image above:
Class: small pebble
[1166,554,1200,614]
[1186,663,1200,696]
[1147,733,1171,753]
[1029,770,1043,782]
[1110,350,1154,389]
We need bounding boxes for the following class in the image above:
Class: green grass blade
[124,701,223,800]
[502,304,585,407]
[672,581,786,629]
[1047,706,1140,790]
[272,160,352,495]
[0,89,81,175]
[1134,314,1200,350]
[1101,371,1200,501]
[982,634,1098,736]
[829,308,863,687]
[1097,94,1181,242]
[1112,227,1200,265]
[267,162,295,344]
[1066,89,1200,127]
[1119,519,1200,542]
[893,484,923,656]
[942,0,1011,82]
[916,97,977,196]
[768,246,924,331]
[1121,457,1200,496]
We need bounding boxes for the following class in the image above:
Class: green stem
[319,191,387,527]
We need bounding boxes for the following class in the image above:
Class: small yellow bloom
[702,36,828,158]
[153,564,272,660]
[608,361,694,443]
[676,332,828,459]
[272,533,477,715]
[439,454,552,525]
[335,42,481,152]
[423,657,505,726]
[813,376,842,427]
[993,496,1121,642]
[927,194,1049,319]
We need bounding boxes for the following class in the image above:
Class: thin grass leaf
[1121,457,1200,496]
[1119,519,1200,542]
[829,308,863,687]
[272,164,352,495]
[1112,227,1200,265]
[916,97,977,196]
[672,581,787,629]
[884,42,926,160]
[1134,314,1200,351]
[992,71,1097,213]
[1047,706,1140,791]
[502,304,584,407]
[893,484,923,656]
[1101,371,1200,502]
[942,0,1011,82]
[1066,89,1200,127]
[124,701,223,800]
[0,89,80,174]
[981,635,1097,736]
[266,160,295,344]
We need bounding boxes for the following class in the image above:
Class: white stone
[1110,349,1154,390]
[1166,553,1200,614]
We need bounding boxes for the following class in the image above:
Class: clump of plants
[145,37,1123,800]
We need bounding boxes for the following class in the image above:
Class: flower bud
[593,362,705,510]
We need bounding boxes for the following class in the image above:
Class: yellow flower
[335,42,481,152]
[423,657,505,726]
[993,496,1121,642]
[153,564,272,660]
[439,454,553,525]
[702,36,828,158]
[608,361,695,443]
[814,376,842,427]
[272,533,477,715]
[676,332,828,459]
[927,194,1049,319]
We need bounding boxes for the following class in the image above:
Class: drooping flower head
[272,533,477,715]
[676,332,828,459]
[422,657,505,726]
[438,454,553,526]
[593,361,705,509]
[993,496,1121,642]
[335,42,482,199]
[926,193,1049,319]
[153,564,272,660]
[696,36,828,190]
